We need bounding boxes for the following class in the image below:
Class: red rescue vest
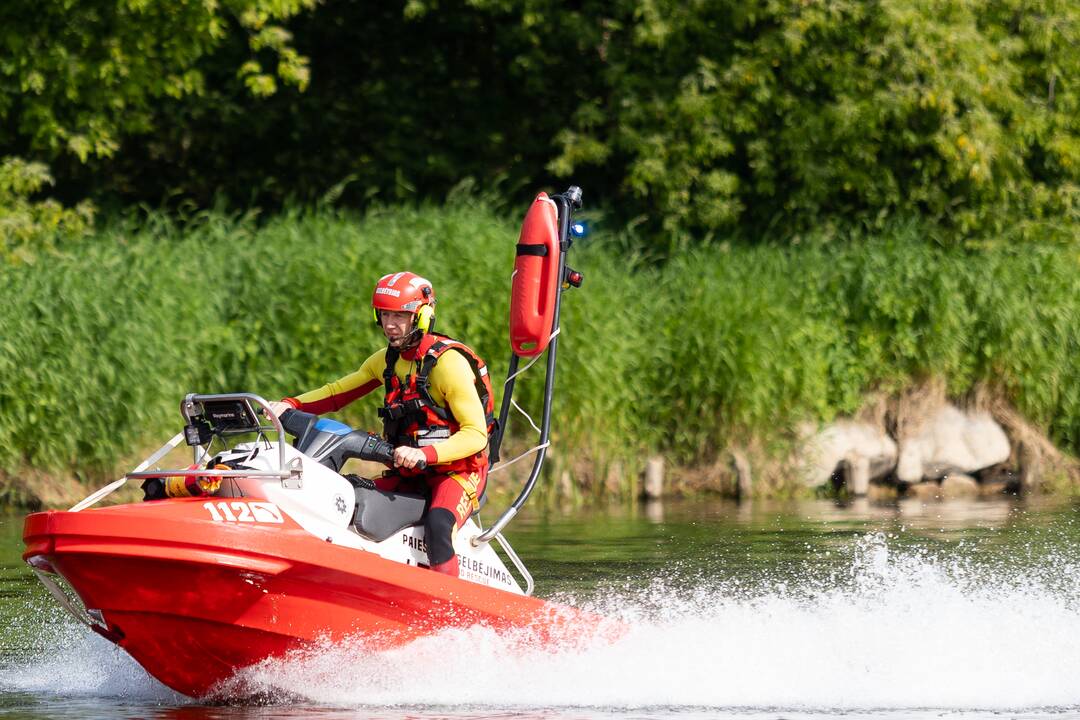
[378,333,495,476]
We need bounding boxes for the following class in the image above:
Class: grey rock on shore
[803,404,1012,496]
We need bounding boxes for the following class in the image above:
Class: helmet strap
[388,317,423,351]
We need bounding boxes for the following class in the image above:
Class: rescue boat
[22,187,597,699]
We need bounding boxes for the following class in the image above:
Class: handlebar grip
[358,433,396,465]
[344,431,428,470]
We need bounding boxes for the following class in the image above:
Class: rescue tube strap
[515,243,548,257]
[511,397,542,434]
[504,326,561,384]
[490,441,550,475]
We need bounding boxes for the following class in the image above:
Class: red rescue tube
[509,193,560,357]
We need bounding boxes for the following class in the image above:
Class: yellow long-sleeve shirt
[287,347,487,466]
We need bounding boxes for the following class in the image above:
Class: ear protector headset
[415,303,435,334]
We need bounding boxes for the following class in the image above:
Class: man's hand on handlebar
[267,401,293,418]
[393,446,427,470]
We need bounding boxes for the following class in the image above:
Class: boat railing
[70,392,298,512]
[125,392,299,483]
[492,531,534,595]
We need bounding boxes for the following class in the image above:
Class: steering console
[278,409,417,472]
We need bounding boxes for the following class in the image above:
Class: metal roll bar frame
[125,393,299,483]
[473,186,582,546]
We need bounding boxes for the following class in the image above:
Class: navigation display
[201,399,260,435]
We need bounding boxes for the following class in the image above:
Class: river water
[3,495,1080,719]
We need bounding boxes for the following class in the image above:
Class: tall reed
[1,205,1077,495]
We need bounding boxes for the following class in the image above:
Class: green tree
[0,157,93,262]
[2,0,1076,248]
[72,0,611,209]
[548,0,1079,246]
[0,0,314,162]
[0,0,315,250]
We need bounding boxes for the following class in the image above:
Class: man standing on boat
[269,271,494,577]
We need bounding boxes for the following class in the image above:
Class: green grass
[1,203,1078,500]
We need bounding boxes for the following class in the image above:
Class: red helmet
[372,272,436,333]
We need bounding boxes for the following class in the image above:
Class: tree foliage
[0,0,313,251]
[546,0,1080,243]
[0,0,1077,245]
[85,0,608,210]
[0,157,93,263]
[0,0,314,163]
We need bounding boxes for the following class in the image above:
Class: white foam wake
[1,598,181,702]
[234,535,1080,710]
[1,619,180,702]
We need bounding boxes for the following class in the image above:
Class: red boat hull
[23,500,603,698]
